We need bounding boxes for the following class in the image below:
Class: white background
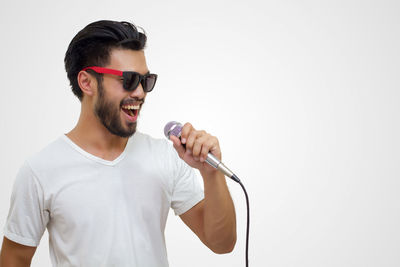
[0,0,399,266]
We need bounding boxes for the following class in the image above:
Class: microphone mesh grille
[164,121,182,138]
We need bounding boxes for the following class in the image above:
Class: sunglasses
[82,66,157,92]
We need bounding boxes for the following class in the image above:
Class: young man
[0,20,236,266]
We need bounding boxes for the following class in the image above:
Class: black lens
[123,72,141,91]
[143,74,157,92]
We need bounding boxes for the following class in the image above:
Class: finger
[186,130,206,153]
[209,136,220,158]
[180,122,193,145]
[170,135,185,158]
[192,133,209,159]
[200,137,219,162]
[192,136,205,159]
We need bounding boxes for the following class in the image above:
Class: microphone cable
[231,174,250,267]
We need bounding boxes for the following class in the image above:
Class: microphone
[164,121,239,182]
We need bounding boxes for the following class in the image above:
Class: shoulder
[128,131,173,155]
[24,135,75,180]
[128,131,183,172]
[27,136,68,163]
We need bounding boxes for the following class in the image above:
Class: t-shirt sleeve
[168,145,204,216]
[3,161,49,247]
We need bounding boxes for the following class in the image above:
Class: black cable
[231,174,250,267]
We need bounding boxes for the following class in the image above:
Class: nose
[129,82,146,99]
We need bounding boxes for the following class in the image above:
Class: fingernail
[200,157,204,162]
[181,138,186,144]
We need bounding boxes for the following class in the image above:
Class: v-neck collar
[61,134,133,166]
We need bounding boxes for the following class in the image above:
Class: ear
[77,70,97,97]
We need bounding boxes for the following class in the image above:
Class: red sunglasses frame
[82,66,157,92]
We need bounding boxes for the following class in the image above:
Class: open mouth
[121,104,140,121]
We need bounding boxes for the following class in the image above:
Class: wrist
[200,167,224,181]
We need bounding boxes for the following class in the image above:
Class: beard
[94,82,140,138]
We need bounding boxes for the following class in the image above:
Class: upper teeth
[122,105,140,110]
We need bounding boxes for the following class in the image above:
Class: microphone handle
[180,142,239,182]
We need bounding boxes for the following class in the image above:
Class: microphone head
[164,121,183,139]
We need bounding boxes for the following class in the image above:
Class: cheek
[101,82,127,103]
[105,78,125,92]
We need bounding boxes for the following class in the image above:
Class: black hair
[64,20,147,101]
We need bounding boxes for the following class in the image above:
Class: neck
[66,101,128,159]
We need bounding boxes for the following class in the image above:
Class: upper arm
[0,237,36,267]
[179,199,207,245]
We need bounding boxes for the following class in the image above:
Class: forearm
[201,169,237,253]
[0,238,35,267]
[0,253,32,267]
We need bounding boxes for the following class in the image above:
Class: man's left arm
[170,123,237,254]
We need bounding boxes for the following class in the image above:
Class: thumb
[170,135,185,158]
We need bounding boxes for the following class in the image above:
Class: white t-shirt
[4,132,204,267]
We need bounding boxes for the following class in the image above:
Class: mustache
[121,98,145,106]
